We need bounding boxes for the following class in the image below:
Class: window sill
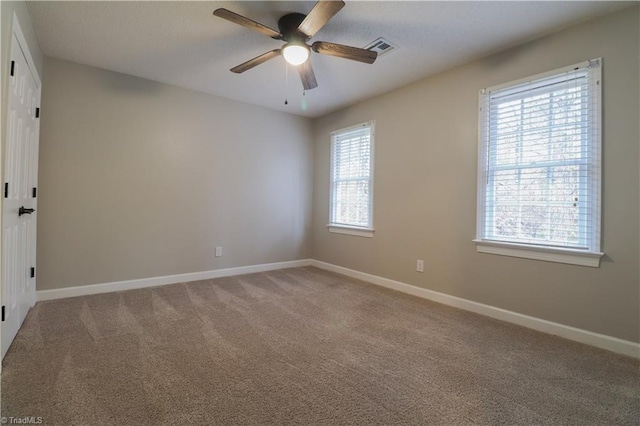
[327,225,375,238]
[473,239,603,267]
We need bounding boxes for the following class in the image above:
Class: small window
[475,59,603,267]
[328,121,374,238]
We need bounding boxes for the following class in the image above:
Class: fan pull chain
[284,62,289,105]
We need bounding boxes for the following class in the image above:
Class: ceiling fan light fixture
[214,1,373,91]
[282,43,309,66]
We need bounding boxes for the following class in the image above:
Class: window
[328,121,374,238]
[475,59,603,267]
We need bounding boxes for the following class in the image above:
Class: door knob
[18,206,35,216]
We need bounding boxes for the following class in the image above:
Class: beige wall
[37,57,313,290]
[312,7,640,343]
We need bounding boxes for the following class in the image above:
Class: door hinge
[1,306,5,322]
[10,61,15,77]
[30,267,35,278]
[4,182,8,198]
[35,107,40,118]
[32,187,37,198]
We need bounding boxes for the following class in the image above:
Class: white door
[2,22,41,359]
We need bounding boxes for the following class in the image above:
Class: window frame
[474,59,604,267]
[327,121,375,238]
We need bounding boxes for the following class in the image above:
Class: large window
[475,59,603,267]
[328,121,374,238]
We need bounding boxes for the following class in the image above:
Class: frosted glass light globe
[283,44,309,66]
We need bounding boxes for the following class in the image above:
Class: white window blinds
[330,122,374,229]
[477,59,601,253]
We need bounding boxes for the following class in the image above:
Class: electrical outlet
[215,247,223,257]
[416,260,424,273]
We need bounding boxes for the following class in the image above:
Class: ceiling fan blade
[213,8,282,39]
[298,60,318,91]
[298,1,345,38]
[312,41,377,64]
[230,49,282,74]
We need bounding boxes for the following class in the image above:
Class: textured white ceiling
[28,1,630,117]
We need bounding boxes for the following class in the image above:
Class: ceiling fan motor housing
[277,13,309,42]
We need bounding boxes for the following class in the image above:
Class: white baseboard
[35,257,639,358]
[37,259,313,302]
[310,260,640,359]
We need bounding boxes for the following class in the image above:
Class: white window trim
[327,224,375,238]
[473,239,603,267]
[328,121,375,236]
[475,59,603,267]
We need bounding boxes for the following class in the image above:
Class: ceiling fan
[213,0,377,91]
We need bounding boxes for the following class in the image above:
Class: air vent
[365,37,397,58]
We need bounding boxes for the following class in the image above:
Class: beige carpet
[2,267,639,425]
